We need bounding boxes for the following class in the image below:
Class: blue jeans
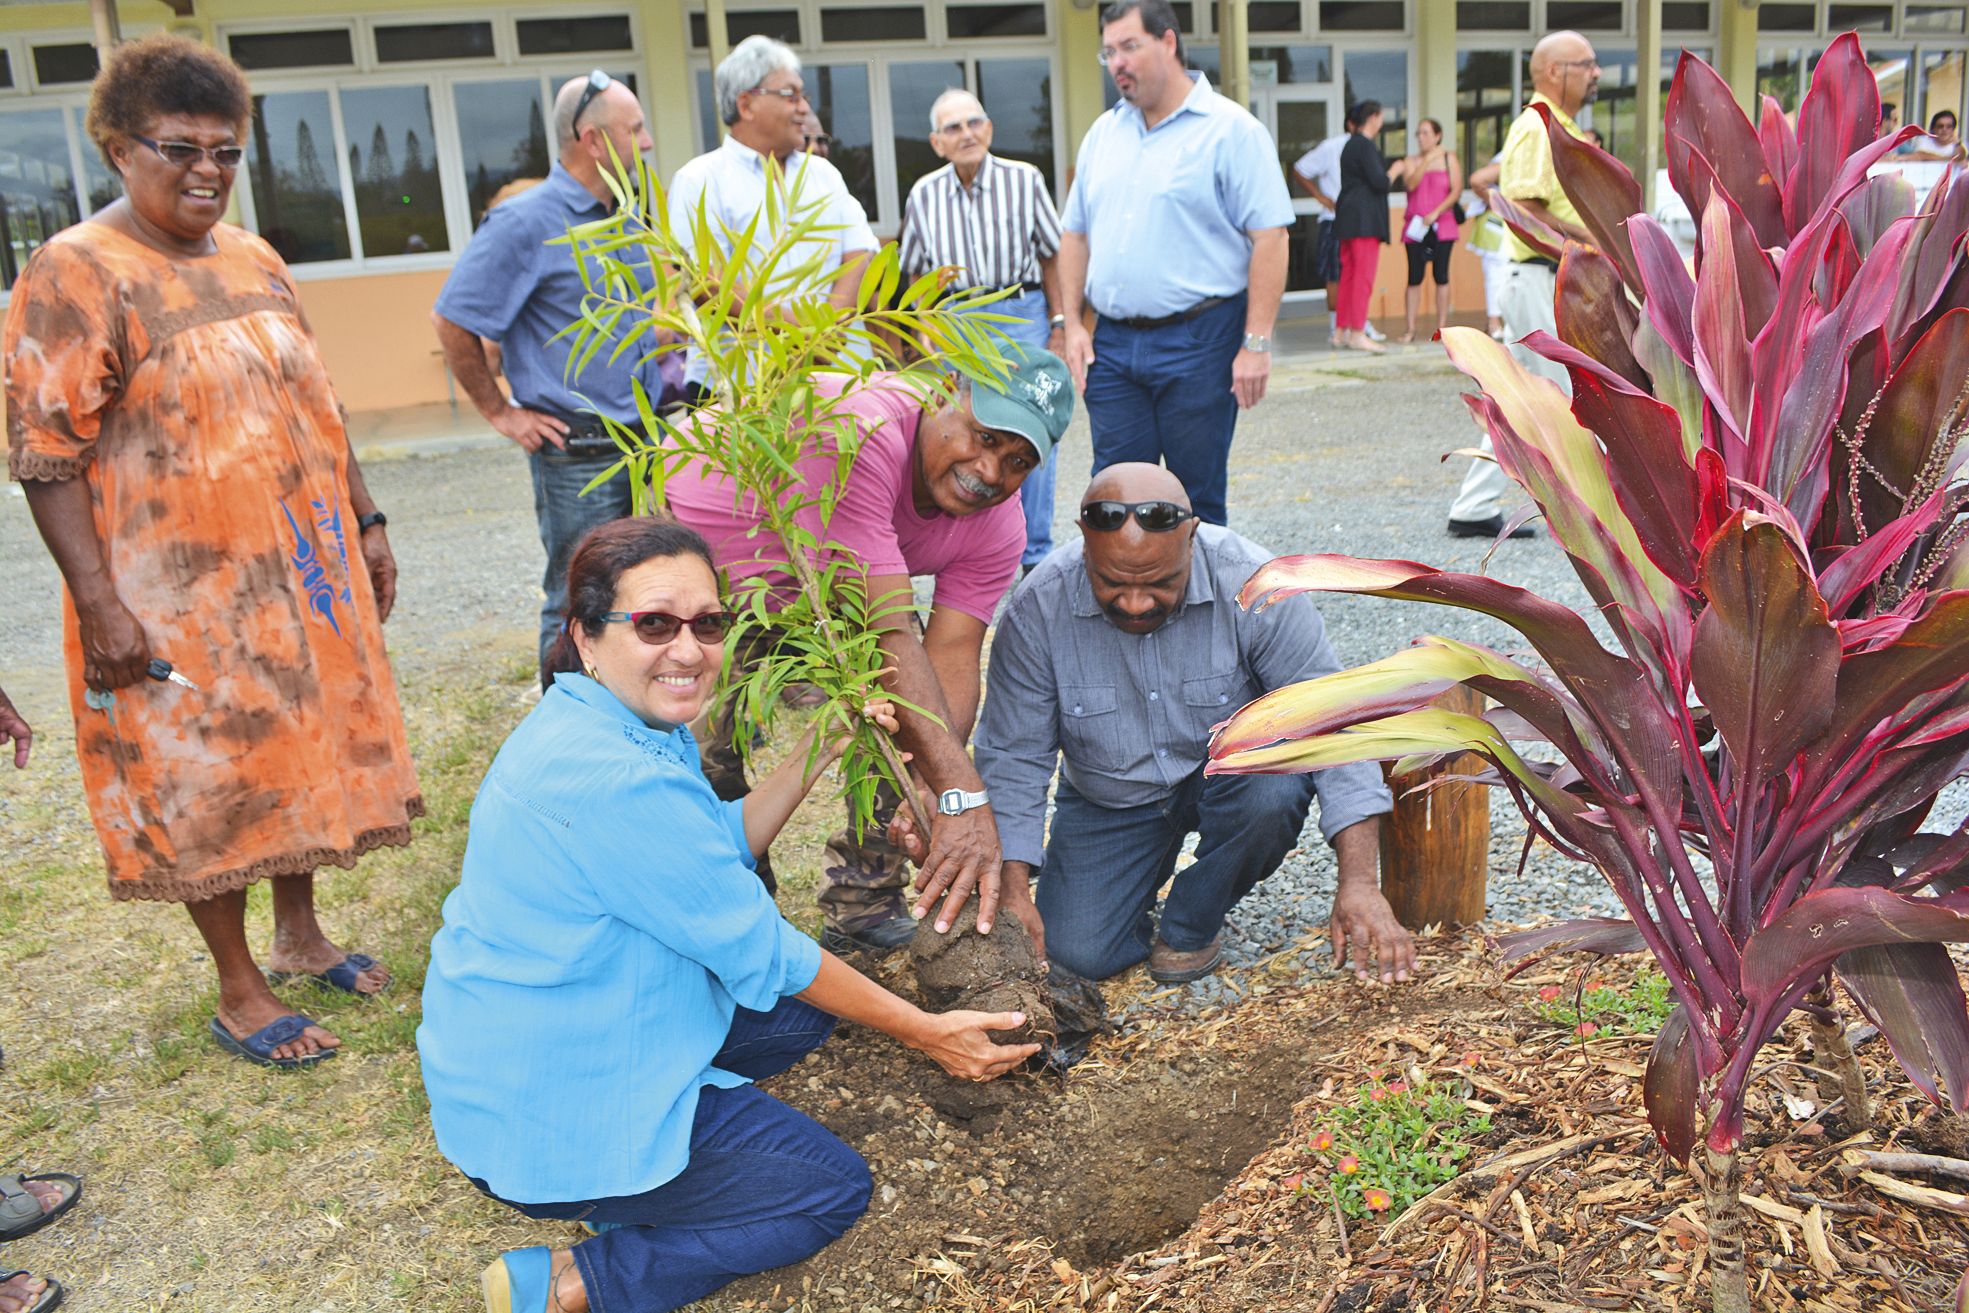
[1084,293,1247,526]
[479,998,870,1313]
[1036,766,1317,980]
[960,286,1059,566]
[528,444,635,673]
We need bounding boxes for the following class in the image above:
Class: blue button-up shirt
[433,162,658,420]
[417,674,822,1204]
[1061,72,1296,320]
[974,526,1393,867]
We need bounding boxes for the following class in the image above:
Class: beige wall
[295,270,454,411]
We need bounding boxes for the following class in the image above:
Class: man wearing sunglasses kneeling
[666,351,1075,955]
[974,464,1417,985]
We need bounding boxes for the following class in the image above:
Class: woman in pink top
[1394,118,1464,344]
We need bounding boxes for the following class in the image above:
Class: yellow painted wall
[295,270,455,411]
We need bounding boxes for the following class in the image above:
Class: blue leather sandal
[208,1014,337,1069]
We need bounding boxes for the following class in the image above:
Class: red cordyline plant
[1207,36,1969,1313]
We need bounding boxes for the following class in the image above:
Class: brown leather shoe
[1148,935,1223,984]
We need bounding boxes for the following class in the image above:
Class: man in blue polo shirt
[431,72,658,683]
[1056,0,1295,527]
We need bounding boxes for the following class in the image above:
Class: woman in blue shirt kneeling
[418,518,1037,1313]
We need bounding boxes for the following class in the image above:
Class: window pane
[0,109,80,289]
[1254,44,1333,83]
[1173,2,1196,29]
[229,30,355,71]
[696,69,720,153]
[1825,3,1892,29]
[248,91,351,265]
[1758,49,1804,109]
[946,4,1048,37]
[455,80,550,229]
[1456,1,1530,26]
[821,6,928,39]
[1318,1,1406,29]
[1274,96,1332,186]
[375,22,496,63]
[1545,1,1622,29]
[0,51,13,90]
[1661,1,1709,27]
[1249,1,1304,30]
[811,63,876,221]
[340,86,449,258]
[1870,49,1911,124]
[690,9,803,45]
[1756,3,1814,30]
[516,15,635,55]
[32,43,99,86]
[1907,5,1968,33]
[976,58,1056,186]
[1457,48,1517,165]
[1344,49,1408,155]
[890,61,967,205]
[79,117,119,215]
[1924,51,1966,128]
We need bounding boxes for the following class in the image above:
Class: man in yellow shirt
[1447,30,1599,538]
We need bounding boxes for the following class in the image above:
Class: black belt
[1517,257,1560,272]
[954,280,1043,298]
[1112,296,1231,330]
[534,406,631,454]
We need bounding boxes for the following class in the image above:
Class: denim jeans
[1084,292,1247,526]
[528,443,635,674]
[477,998,870,1313]
[1035,766,1318,981]
[961,287,1061,566]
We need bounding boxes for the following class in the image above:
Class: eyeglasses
[1552,57,1602,71]
[570,69,611,132]
[748,84,810,105]
[131,134,244,170]
[936,115,990,137]
[600,609,736,645]
[1097,37,1154,66]
[1079,500,1197,532]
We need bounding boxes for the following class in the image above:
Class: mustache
[955,469,1000,499]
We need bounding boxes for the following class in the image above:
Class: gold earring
[584,664,599,680]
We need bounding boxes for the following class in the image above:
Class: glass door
[1257,84,1340,297]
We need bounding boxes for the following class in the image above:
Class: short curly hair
[85,34,252,171]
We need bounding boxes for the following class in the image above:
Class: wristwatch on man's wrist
[937,787,990,816]
[357,510,388,533]
[1049,313,1067,329]
[1242,333,1273,354]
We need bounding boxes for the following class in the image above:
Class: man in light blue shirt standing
[432,72,658,683]
[1056,0,1295,527]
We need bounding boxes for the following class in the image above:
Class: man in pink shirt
[666,350,1075,952]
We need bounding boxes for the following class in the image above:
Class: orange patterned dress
[5,221,423,902]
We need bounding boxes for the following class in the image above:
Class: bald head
[1080,463,1196,635]
[1529,31,1599,115]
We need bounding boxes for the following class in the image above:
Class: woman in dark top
[1331,100,1405,354]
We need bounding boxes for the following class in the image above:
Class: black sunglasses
[1079,500,1196,532]
[570,69,612,133]
[600,609,735,645]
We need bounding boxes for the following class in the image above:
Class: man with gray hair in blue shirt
[1056,0,1295,527]
[432,71,658,684]
[974,464,1417,986]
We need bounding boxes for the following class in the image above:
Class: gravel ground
[0,350,1627,1021]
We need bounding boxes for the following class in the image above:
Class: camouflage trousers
[695,632,915,934]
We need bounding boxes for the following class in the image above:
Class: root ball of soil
[910,901,1055,1046]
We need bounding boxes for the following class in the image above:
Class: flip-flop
[480,1247,551,1313]
[0,1174,80,1242]
[208,1014,337,1069]
[266,952,389,996]
[0,1271,64,1313]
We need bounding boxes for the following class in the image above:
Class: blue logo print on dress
[281,498,354,637]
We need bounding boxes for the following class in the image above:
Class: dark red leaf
[1743,886,1969,1015]
[1839,173,1918,257]
[1662,52,1786,247]
[1496,917,1647,975]
[1555,244,1648,389]
[1846,308,1969,542]
[1838,943,1969,1109]
[1486,186,1565,262]
[1645,1004,1703,1165]
[1630,213,1698,365]
[1692,192,1756,452]
[1542,104,1646,294]
[1891,173,1969,350]
[1788,33,1883,230]
[1759,95,1798,202]
[1689,515,1839,787]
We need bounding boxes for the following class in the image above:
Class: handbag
[1451,199,1468,224]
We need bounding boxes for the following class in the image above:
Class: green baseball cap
[967,346,1075,464]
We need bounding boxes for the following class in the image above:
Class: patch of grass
[1532,966,1673,1037]
[29,1047,110,1095]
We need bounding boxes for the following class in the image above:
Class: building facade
[1,0,1963,410]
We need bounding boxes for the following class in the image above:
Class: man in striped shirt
[900,88,1068,569]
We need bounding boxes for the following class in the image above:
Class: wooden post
[1379,683,1491,927]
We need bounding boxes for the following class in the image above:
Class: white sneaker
[1364,323,1387,342]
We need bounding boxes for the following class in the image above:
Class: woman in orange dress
[5,35,422,1069]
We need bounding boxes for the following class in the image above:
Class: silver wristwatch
[1242,332,1273,353]
[937,787,991,816]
